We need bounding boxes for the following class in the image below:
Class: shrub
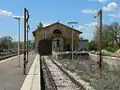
[104,46,119,52]
[88,41,97,51]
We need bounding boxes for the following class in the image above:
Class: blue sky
[0,0,120,41]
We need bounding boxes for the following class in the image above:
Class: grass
[55,57,120,90]
[104,46,119,53]
[81,77,90,83]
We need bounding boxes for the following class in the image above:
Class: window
[56,39,60,47]
[53,29,62,34]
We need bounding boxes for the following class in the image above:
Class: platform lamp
[14,16,21,67]
[67,21,78,60]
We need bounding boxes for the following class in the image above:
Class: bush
[88,41,97,51]
[104,46,119,52]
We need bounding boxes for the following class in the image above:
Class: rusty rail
[50,58,86,90]
[42,58,57,90]
[0,51,24,60]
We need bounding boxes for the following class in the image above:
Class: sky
[0,0,120,41]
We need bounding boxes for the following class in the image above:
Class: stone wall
[54,52,89,60]
[89,53,120,69]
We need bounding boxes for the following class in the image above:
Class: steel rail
[49,58,86,90]
[42,58,57,90]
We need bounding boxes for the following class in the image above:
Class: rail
[49,58,86,90]
[42,57,57,90]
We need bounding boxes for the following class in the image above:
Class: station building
[33,22,82,53]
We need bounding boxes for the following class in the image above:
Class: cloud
[97,0,108,3]
[79,22,97,41]
[90,22,97,26]
[0,9,14,17]
[88,0,108,3]
[76,26,86,30]
[108,14,120,18]
[77,22,97,30]
[81,9,97,14]
[0,9,23,19]
[103,2,120,11]
[84,22,97,26]
[43,24,51,27]
[87,33,94,36]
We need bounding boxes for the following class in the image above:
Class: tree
[27,40,35,49]
[88,41,97,50]
[94,22,120,49]
[36,22,43,30]
[109,22,120,44]
[0,36,13,50]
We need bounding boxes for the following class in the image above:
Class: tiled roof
[33,22,82,35]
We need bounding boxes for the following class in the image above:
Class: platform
[20,54,40,90]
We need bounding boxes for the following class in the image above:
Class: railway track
[0,49,33,60]
[41,56,85,90]
[0,52,24,60]
[41,57,57,90]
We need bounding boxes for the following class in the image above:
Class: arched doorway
[37,39,52,55]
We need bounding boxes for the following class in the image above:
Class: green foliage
[36,22,43,30]
[104,46,119,52]
[104,47,115,52]
[0,36,34,51]
[0,36,13,50]
[93,22,120,52]
[88,41,97,51]
[27,40,35,49]
[81,77,90,82]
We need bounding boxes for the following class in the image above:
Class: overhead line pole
[24,8,30,74]
[94,9,102,79]
[27,22,30,63]
[24,8,27,75]
[99,10,102,79]
[26,9,30,64]
[26,22,28,63]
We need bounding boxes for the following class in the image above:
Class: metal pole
[97,16,99,52]
[94,10,102,78]
[67,22,78,60]
[26,22,28,63]
[72,25,73,60]
[24,8,27,75]
[94,9,103,90]
[18,18,20,67]
[99,9,102,78]
[14,17,21,67]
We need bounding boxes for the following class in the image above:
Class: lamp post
[67,21,78,60]
[14,16,21,67]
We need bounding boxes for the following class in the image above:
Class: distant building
[33,22,82,52]
[79,37,88,51]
